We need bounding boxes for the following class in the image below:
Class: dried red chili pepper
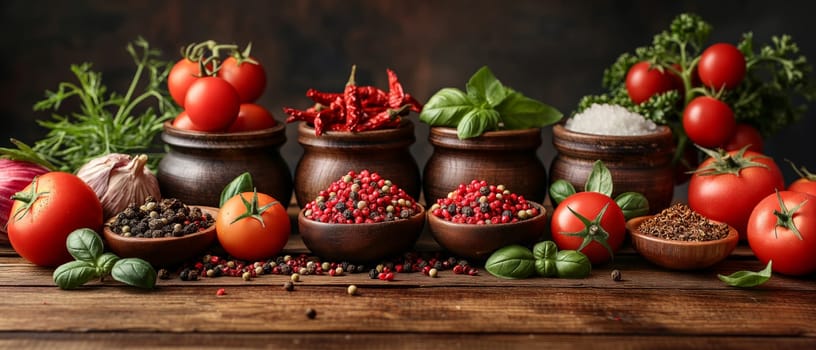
[386,68,406,109]
[306,89,342,106]
[357,105,410,132]
[357,85,389,107]
[404,93,423,113]
[343,65,362,131]
[283,107,317,124]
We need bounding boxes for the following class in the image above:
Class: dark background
[2,0,813,199]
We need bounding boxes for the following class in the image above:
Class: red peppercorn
[216,288,226,296]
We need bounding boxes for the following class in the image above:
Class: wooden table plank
[1,285,813,337]
[0,333,813,350]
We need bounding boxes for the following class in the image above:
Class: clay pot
[423,127,548,205]
[157,122,293,207]
[294,120,421,208]
[550,123,675,213]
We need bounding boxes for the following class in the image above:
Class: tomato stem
[10,177,48,222]
[772,190,806,240]
[560,203,615,261]
[229,189,278,228]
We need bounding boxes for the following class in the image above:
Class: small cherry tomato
[218,56,267,103]
[171,110,208,132]
[184,77,240,132]
[216,191,290,261]
[625,61,678,104]
[682,96,736,148]
[724,123,763,153]
[227,104,277,132]
[167,58,205,107]
[698,43,746,90]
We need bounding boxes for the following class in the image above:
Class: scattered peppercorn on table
[0,202,814,349]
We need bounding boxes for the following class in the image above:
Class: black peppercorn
[305,308,317,319]
[157,268,170,280]
[283,281,294,291]
[369,268,379,279]
[611,269,622,282]
[179,268,191,281]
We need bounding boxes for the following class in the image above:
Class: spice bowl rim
[552,121,674,141]
[297,203,427,263]
[102,205,219,266]
[426,201,549,261]
[626,214,739,270]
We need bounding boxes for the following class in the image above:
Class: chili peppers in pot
[284,65,422,135]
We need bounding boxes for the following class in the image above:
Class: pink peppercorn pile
[303,170,419,224]
[430,180,539,224]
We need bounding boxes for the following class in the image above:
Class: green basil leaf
[111,258,157,289]
[485,245,536,279]
[532,241,558,261]
[65,228,103,262]
[53,260,98,290]
[457,108,500,139]
[585,160,613,196]
[555,250,592,278]
[220,172,254,207]
[465,66,509,107]
[535,257,558,277]
[548,180,576,206]
[615,192,650,220]
[419,88,474,127]
[718,260,772,288]
[96,253,120,275]
[495,90,563,130]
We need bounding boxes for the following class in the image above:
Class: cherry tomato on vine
[227,103,277,132]
[184,77,240,132]
[167,58,206,107]
[171,110,209,132]
[550,191,626,265]
[7,172,103,267]
[724,123,763,153]
[625,61,678,104]
[786,161,816,197]
[698,43,746,90]
[688,148,785,239]
[216,191,290,261]
[682,96,736,148]
[747,191,816,276]
[218,56,267,103]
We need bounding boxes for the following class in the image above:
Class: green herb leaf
[495,90,563,129]
[585,160,613,196]
[615,192,650,220]
[485,245,536,279]
[532,241,559,277]
[466,66,509,107]
[456,108,500,139]
[220,172,254,207]
[718,260,773,288]
[555,250,592,278]
[53,260,98,290]
[548,180,576,206]
[111,258,157,289]
[419,88,474,127]
[95,253,120,275]
[65,228,104,263]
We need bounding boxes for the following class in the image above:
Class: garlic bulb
[76,154,161,219]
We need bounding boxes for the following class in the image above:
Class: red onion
[0,159,49,244]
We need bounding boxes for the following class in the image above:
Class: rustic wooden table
[1,206,814,350]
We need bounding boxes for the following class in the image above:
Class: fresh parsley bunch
[420,66,562,139]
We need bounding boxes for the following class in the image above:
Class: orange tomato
[216,191,290,261]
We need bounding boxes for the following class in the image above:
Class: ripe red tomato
[682,96,736,148]
[698,43,746,90]
[625,61,678,104]
[747,191,816,276]
[789,179,816,197]
[688,149,785,239]
[167,58,203,107]
[7,172,103,267]
[723,123,763,153]
[227,104,277,132]
[218,56,267,103]
[184,77,240,132]
[171,111,209,132]
[550,191,626,264]
[216,191,290,261]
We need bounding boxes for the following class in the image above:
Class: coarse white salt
[565,103,658,136]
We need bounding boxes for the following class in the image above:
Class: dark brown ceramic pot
[550,123,675,213]
[294,120,421,208]
[157,122,293,207]
[423,127,548,205]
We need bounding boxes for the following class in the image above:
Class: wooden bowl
[103,206,219,268]
[626,215,739,271]
[298,204,426,263]
[427,202,548,262]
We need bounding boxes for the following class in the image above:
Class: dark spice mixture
[108,196,214,238]
[638,203,730,241]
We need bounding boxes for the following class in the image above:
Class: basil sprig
[486,241,591,279]
[420,66,562,139]
[53,228,157,290]
[220,172,254,207]
[549,160,650,220]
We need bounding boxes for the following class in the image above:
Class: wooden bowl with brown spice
[626,204,739,270]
